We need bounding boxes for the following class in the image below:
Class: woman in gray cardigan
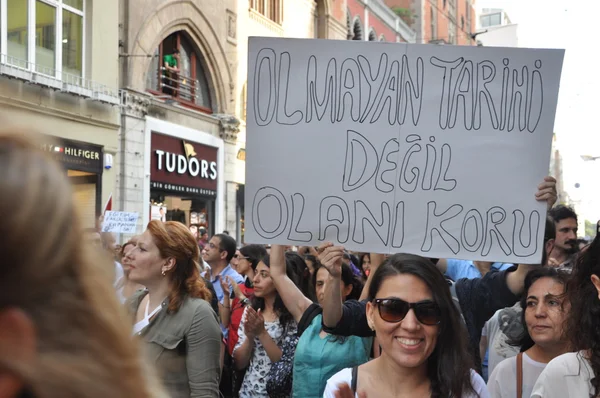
[127,220,222,398]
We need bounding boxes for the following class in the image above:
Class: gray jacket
[129,290,222,398]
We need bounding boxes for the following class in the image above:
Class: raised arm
[186,302,222,397]
[270,245,312,324]
[319,244,345,328]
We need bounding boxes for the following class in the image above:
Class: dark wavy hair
[509,267,570,352]
[286,251,315,301]
[251,253,298,328]
[358,253,370,280]
[566,231,600,396]
[312,262,363,301]
[239,244,267,270]
[367,254,476,398]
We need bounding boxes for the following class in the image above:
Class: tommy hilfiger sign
[150,132,218,194]
[41,137,103,174]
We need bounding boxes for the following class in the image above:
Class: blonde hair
[0,130,162,398]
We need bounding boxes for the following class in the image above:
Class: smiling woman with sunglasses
[323,253,488,398]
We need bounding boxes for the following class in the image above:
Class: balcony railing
[147,67,212,113]
[0,54,120,106]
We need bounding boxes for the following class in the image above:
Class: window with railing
[249,0,283,24]
[1,0,84,79]
[145,31,213,113]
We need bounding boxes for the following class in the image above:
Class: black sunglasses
[374,298,441,326]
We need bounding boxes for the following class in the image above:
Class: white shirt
[531,352,595,398]
[487,353,546,398]
[485,304,522,375]
[322,367,490,398]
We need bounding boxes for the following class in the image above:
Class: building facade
[0,0,120,228]
[118,0,240,238]
[475,7,518,47]
[347,0,416,43]
[384,0,476,45]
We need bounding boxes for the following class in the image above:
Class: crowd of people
[2,128,600,398]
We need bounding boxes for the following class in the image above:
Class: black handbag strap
[350,366,359,393]
[297,303,323,336]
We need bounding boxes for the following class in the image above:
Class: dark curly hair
[566,232,600,396]
[239,244,267,270]
[367,254,476,398]
[509,267,570,352]
[251,254,299,328]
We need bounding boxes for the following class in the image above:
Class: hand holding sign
[318,243,344,279]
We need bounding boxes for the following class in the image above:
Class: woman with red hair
[127,220,222,397]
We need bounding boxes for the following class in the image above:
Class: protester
[531,224,600,397]
[0,130,167,398]
[487,268,571,397]
[547,205,579,268]
[231,249,242,270]
[225,244,268,354]
[304,254,318,276]
[233,253,300,398]
[481,226,558,377]
[322,252,488,397]
[202,233,245,336]
[198,228,209,251]
[127,220,222,397]
[321,210,557,377]
[358,253,371,280]
[115,237,144,303]
[266,245,370,397]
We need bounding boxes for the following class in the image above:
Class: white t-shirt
[487,353,546,398]
[484,304,522,375]
[322,367,490,398]
[531,352,595,398]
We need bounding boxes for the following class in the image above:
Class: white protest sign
[245,37,564,263]
[102,211,139,234]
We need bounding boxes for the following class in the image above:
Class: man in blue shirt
[201,233,244,337]
[436,259,514,282]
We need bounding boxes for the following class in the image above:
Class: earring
[161,270,166,276]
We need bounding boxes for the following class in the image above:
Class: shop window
[146,31,214,113]
[4,0,84,78]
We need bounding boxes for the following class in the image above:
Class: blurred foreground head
[0,130,161,398]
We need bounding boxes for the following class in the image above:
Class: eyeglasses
[234,254,250,260]
[373,298,441,326]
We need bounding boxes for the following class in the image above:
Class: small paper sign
[102,211,139,234]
